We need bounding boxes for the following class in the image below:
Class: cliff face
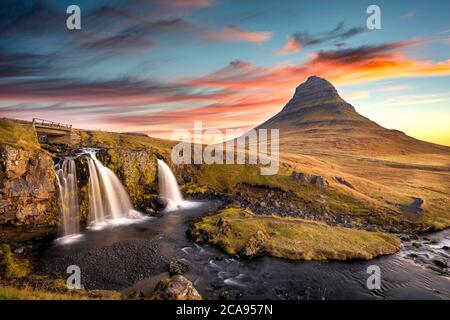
[0,145,58,226]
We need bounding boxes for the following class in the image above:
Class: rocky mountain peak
[292,75,341,103]
[279,76,347,114]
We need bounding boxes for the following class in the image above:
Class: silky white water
[157,159,198,211]
[55,159,81,241]
[85,150,142,229]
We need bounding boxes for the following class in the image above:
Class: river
[37,201,450,300]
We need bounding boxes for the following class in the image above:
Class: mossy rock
[0,244,31,279]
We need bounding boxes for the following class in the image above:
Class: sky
[0,0,449,145]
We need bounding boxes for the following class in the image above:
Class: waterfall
[84,149,142,227]
[157,159,198,211]
[55,159,80,239]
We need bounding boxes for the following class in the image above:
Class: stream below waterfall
[37,201,450,300]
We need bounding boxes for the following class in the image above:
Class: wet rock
[433,259,448,269]
[219,290,230,300]
[410,234,419,240]
[399,234,410,241]
[14,246,24,254]
[412,242,422,249]
[145,208,156,216]
[169,260,191,277]
[127,290,146,300]
[152,275,202,300]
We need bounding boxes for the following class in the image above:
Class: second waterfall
[84,150,142,228]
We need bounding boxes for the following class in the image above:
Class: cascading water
[84,149,142,228]
[157,159,198,211]
[55,159,81,241]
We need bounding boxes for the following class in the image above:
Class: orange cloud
[278,36,302,54]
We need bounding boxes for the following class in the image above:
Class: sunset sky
[0,0,449,145]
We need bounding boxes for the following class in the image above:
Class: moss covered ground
[191,208,401,261]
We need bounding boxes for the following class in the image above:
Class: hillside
[250,76,450,231]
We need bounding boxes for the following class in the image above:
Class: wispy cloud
[383,94,448,106]
[213,25,272,43]
[278,36,302,54]
[3,37,450,138]
[278,22,366,55]
[402,11,416,19]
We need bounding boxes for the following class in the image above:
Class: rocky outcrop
[151,275,202,300]
[335,177,354,189]
[292,171,328,188]
[0,145,57,226]
[240,230,268,258]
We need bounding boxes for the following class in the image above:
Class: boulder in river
[151,275,202,300]
[169,260,191,277]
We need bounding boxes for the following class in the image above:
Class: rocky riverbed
[37,238,167,290]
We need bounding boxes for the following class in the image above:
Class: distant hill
[256,76,450,156]
[121,132,149,137]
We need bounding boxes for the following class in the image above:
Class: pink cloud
[207,25,272,43]
[278,36,302,54]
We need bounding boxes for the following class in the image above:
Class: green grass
[0,244,31,279]
[0,286,88,300]
[191,208,401,261]
[0,285,120,300]
[195,163,380,217]
[82,130,175,157]
[0,119,40,150]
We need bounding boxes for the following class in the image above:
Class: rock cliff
[0,145,57,226]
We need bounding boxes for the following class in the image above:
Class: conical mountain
[256,76,450,156]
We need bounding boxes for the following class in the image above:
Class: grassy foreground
[0,244,120,300]
[0,285,120,300]
[0,118,40,150]
[191,208,401,260]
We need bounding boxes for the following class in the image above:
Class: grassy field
[0,285,120,300]
[80,129,176,158]
[191,208,401,260]
[278,149,450,231]
[79,126,450,231]
[0,118,40,150]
